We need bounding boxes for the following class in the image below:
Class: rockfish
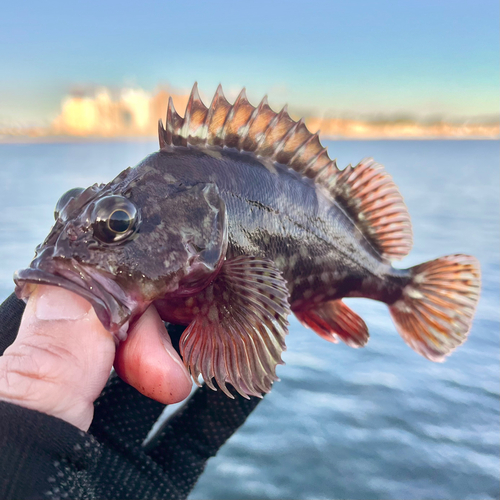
[14,84,481,398]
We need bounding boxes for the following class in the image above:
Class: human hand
[0,285,192,430]
[0,288,262,499]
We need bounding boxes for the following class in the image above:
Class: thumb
[0,285,116,431]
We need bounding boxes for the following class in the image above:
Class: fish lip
[14,260,132,340]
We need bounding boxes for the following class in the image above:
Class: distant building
[52,87,189,137]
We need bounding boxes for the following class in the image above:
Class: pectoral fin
[179,256,291,399]
[294,300,369,348]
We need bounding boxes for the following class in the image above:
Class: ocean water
[0,140,498,500]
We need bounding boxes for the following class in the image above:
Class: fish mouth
[14,257,134,341]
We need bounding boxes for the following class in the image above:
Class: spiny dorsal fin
[159,84,413,260]
[159,83,335,177]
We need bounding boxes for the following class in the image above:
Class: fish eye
[108,209,133,233]
[54,187,85,220]
[91,195,139,244]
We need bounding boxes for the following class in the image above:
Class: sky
[0,0,498,125]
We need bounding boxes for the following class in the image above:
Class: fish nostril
[65,222,89,241]
[67,226,79,241]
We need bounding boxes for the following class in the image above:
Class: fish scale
[153,147,384,281]
[14,84,481,399]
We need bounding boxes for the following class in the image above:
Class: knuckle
[0,339,79,403]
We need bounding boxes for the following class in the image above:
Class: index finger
[114,304,193,404]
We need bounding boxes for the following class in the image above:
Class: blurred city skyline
[1,84,498,140]
[0,0,498,137]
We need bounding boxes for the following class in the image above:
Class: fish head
[14,163,228,341]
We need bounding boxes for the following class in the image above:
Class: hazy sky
[1,0,498,124]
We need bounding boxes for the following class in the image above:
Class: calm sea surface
[0,140,498,499]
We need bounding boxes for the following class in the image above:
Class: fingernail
[34,286,91,321]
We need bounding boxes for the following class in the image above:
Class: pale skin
[0,285,193,431]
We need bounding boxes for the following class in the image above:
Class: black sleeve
[0,294,262,500]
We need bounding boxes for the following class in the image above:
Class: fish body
[14,84,481,398]
[143,146,406,310]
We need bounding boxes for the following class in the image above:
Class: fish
[14,84,481,399]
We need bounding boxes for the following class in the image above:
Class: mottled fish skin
[14,85,481,398]
[139,146,409,319]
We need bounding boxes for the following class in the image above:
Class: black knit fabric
[0,292,25,355]
[0,293,262,499]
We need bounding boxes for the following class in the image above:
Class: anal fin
[180,256,291,399]
[294,300,369,348]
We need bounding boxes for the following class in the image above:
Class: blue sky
[0,0,498,124]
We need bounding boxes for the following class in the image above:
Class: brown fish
[14,84,481,399]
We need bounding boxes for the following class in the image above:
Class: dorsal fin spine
[205,85,221,144]
[207,85,231,145]
[289,131,320,168]
[158,119,167,149]
[226,88,254,148]
[316,160,336,183]
[242,96,274,152]
[256,108,281,150]
[192,84,210,143]
[272,118,303,159]
[238,97,264,150]
[220,88,248,142]
[304,147,328,175]
[220,107,233,141]
[233,88,248,109]
[180,84,199,142]
[217,88,236,142]
[166,97,182,145]
[264,106,289,147]
[203,86,219,133]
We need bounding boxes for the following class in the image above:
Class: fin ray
[179,256,290,398]
[389,254,481,361]
[327,158,413,260]
[294,300,369,348]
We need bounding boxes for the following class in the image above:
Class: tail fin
[389,254,481,362]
